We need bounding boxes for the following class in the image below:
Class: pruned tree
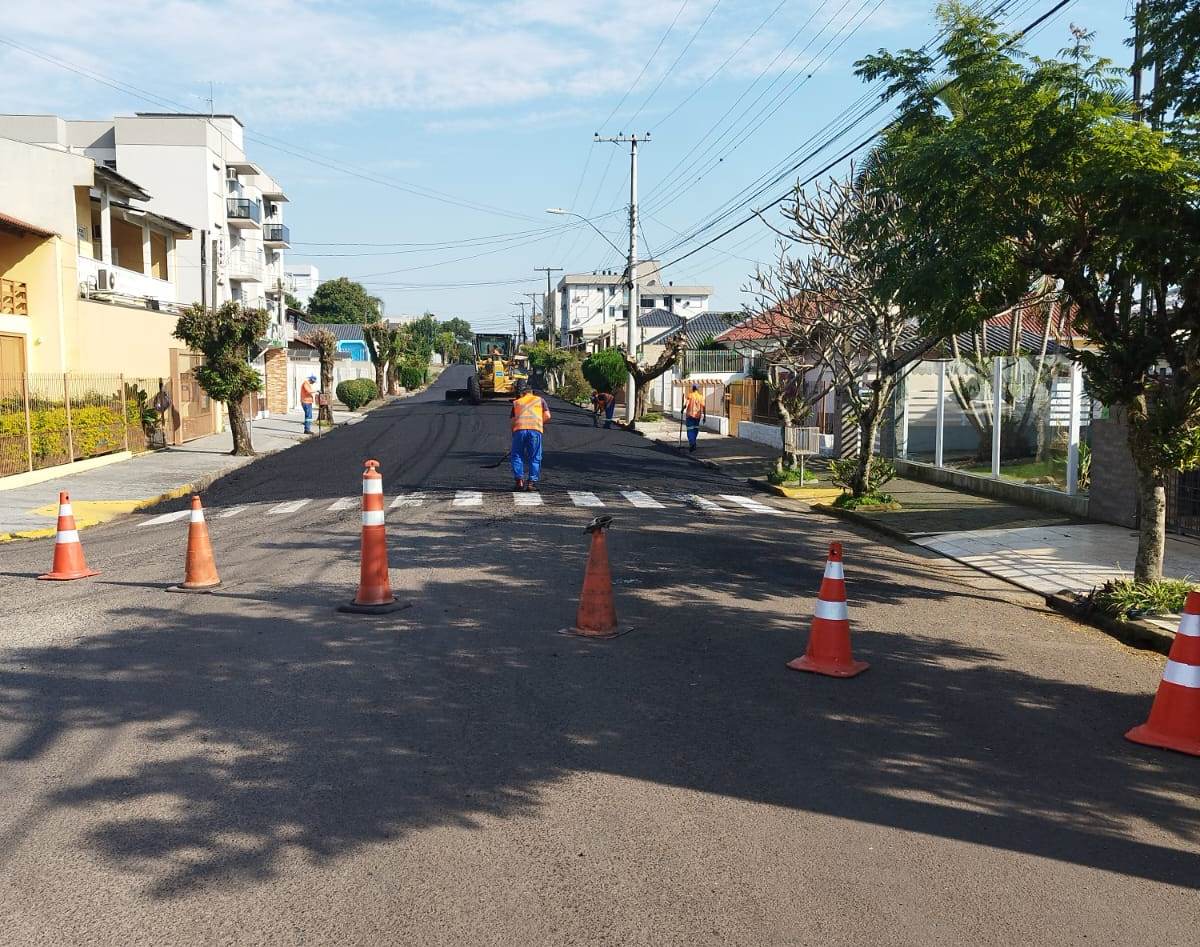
[747,173,940,497]
[174,301,270,456]
[300,328,338,423]
[620,335,686,421]
[362,322,390,395]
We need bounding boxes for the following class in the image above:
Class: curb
[1044,591,1175,655]
[809,502,913,542]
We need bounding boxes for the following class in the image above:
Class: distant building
[284,264,320,307]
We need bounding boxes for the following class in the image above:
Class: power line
[623,0,723,130]
[598,0,692,132]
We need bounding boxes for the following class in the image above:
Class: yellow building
[0,136,193,379]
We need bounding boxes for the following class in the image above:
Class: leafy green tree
[435,330,457,365]
[409,313,440,356]
[362,322,391,395]
[439,317,473,341]
[300,328,338,422]
[856,2,1200,581]
[582,349,628,395]
[285,292,306,312]
[307,277,380,324]
[1130,0,1199,144]
[174,301,270,456]
[524,340,572,393]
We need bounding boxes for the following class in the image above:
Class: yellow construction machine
[447,332,529,404]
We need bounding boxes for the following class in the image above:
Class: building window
[608,306,615,318]
[641,298,655,308]
[609,286,616,297]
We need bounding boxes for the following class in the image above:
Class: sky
[0,0,1137,333]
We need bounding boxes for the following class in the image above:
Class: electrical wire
[623,0,723,130]
[598,0,692,132]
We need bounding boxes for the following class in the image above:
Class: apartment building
[283,264,320,307]
[0,112,292,331]
[552,260,712,349]
[0,134,193,377]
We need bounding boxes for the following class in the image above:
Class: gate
[170,349,215,444]
[1166,469,1200,538]
[727,379,759,436]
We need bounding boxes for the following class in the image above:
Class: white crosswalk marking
[621,490,664,509]
[678,494,723,512]
[452,491,482,507]
[389,492,426,508]
[328,497,358,511]
[720,494,777,514]
[139,509,190,527]
[513,491,543,507]
[218,505,247,519]
[267,499,311,515]
[569,491,605,507]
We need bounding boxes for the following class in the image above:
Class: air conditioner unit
[97,268,117,292]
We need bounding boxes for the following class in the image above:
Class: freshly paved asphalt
[1,366,1196,945]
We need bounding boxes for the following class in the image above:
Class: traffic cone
[1126,590,1200,756]
[786,541,869,678]
[338,459,407,614]
[38,491,99,581]
[167,495,221,593]
[561,515,627,639]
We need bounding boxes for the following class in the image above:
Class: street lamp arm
[546,208,626,258]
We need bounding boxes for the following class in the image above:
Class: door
[727,379,758,436]
[0,332,27,398]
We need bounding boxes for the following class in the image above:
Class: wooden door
[0,333,26,398]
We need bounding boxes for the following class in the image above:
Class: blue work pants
[604,398,616,429]
[686,415,701,448]
[302,402,314,433]
[511,429,543,482]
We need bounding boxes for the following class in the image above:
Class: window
[641,298,655,308]
[608,306,615,318]
[609,286,616,297]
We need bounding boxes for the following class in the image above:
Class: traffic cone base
[787,654,869,678]
[38,491,99,581]
[1124,590,1200,757]
[338,599,413,615]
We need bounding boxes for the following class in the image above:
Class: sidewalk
[0,407,360,540]
[640,416,1200,608]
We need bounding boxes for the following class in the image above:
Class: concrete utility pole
[513,301,528,346]
[525,293,543,340]
[534,267,563,348]
[595,133,649,424]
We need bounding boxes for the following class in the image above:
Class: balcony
[682,349,744,375]
[226,250,264,283]
[77,255,175,304]
[226,198,261,229]
[263,224,290,248]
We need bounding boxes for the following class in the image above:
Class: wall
[895,458,1089,517]
[70,299,179,377]
[110,217,144,272]
[1088,412,1138,528]
[263,347,288,415]
[0,234,64,373]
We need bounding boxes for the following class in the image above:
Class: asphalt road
[1,365,1196,946]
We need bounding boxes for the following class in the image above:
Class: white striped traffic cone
[1126,590,1200,756]
[338,459,407,614]
[786,541,868,678]
[38,491,100,581]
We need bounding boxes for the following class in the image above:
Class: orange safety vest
[684,391,705,419]
[512,394,551,433]
[300,381,316,405]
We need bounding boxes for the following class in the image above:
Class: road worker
[601,390,617,429]
[590,389,603,427]
[300,375,318,435]
[683,383,706,452]
[510,379,552,491]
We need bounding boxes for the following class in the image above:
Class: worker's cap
[308,375,318,382]
[691,383,699,390]
[515,379,529,394]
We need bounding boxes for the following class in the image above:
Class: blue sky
[1,0,1135,333]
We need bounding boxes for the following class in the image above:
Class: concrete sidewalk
[0,407,360,539]
[639,417,1200,607]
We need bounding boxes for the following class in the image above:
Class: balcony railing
[77,255,175,304]
[226,250,264,282]
[226,198,261,225]
[1,277,28,315]
[683,349,744,375]
[263,224,290,246]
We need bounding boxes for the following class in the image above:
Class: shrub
[559,356,591,404]
[832,491,898,510]
[581,348,627,393]
[768,465,817,486]
[336,378,379,410]
[1091,578,1197,618]
[396,357,427,391]
[828,456,896,494]
[638,412,662,422]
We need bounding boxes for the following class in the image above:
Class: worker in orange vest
[683,382,706,452]
[300,374,318,435]
[510,380,552,491]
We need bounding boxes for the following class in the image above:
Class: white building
[283,264,319,307]
[0,112,291,331]
[551,259,712,350]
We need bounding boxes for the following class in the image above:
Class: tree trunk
[777,399,798,469]
[850,409,881,497]
[374,363,386,397]
[227,400,255,456]
[1133,460,1167,584]
[319,358,334,423]
[635,379,650,419]
[386,362,398,396]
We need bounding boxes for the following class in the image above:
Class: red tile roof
[0,211,55,239]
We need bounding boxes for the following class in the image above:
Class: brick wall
[1088,410,1138,528]
[263,347,289,416]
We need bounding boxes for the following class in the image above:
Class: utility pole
[513,301,528,346]
[200,228,208,310]
[525,292,543,341]
[595,132,649,424]
[534,266,563,348]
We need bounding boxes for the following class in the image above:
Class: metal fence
[682,349,744,374]
[0,372,162,478]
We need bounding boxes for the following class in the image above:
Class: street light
[546,208,627,259]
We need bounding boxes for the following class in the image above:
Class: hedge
[0,400,140,475]
[336,378,379,410]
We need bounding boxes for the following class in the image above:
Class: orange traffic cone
[787,541,868,678]
[561,515,628,639]
[38,491,99,581]
[338,459,407,614]
[167,495,221,593]
[1126,589,1200,756]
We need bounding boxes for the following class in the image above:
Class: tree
[524,340,572,394]
[1130,0,1199,143]
[362,322,391,395]
[409,314,439,357]
[285,292,306,313]
[747,172,939,497]
[857,2,1200,580]
[300,328,337,423]
[174,301,270,456]
[439,317,473,342]
[621,336,685,421]
[581,349,628,394]
[435,330,457,365]
[307,277,380,324]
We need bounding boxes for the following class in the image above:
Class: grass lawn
[960,457,1067,483]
